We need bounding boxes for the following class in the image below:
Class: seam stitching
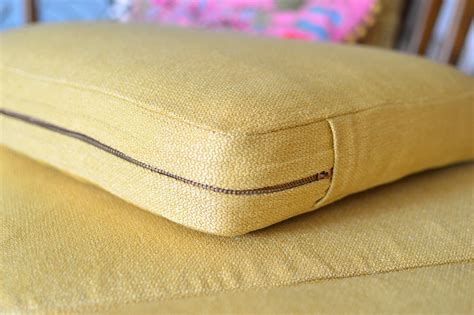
[16,258,473,313]
[2,65,474,137]
[145,258,474,305]
[314,118,338,207]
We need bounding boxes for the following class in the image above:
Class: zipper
[0,108,332,196]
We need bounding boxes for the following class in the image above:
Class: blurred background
[0,0,472,74]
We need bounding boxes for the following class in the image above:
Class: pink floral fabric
[123,0,378,42]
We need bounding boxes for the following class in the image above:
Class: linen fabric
[0,147,472,313]
[1,23,473,235]
[117,262,473,314]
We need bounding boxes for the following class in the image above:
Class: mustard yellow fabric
[1,23,473,236]
[118,262,474,314]
[1,147,472,313]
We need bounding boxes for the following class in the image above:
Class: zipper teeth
[0,108,332,196]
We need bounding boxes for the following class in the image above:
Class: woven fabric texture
[116,262,474,314]
[1,147,472,312]
[1,23,473,235]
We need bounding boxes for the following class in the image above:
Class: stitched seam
[133,258,474,305]
[3,92,332,167]
[2,65,474,137]
[0,108,333,196]
[4,92,145,144]
[14,258,473,313]
[314,118,337,207]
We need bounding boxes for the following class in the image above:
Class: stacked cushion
[1,22,473,312]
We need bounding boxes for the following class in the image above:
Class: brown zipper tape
[1,108,332,196]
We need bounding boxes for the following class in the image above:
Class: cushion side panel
[0,117,332,235]
[318,97,474,206]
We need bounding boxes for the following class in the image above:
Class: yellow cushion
[1,146,472,313]
[118,263,473,314]
[1,23,473,236]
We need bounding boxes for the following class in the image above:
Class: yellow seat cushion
[0,147,472,313]
[119,263,473,314]
[1,23,473,235]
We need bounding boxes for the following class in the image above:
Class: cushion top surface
[2,22,472,134]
